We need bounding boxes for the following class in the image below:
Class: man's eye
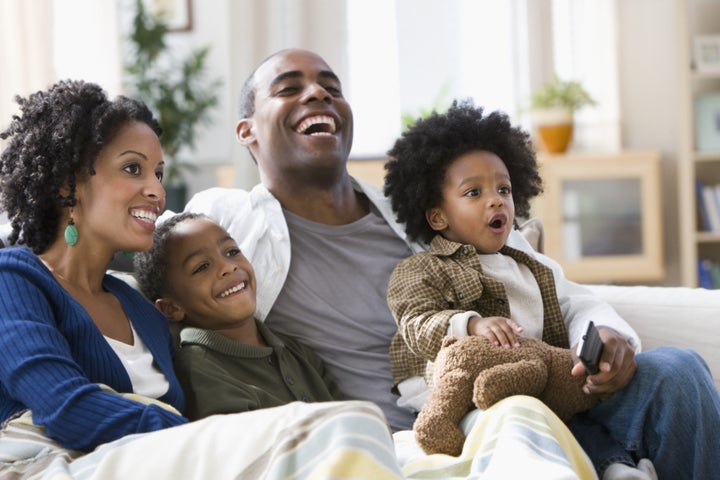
[325,85,342,96]
[277,86,299,95]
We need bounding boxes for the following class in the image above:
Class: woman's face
[73,121,165,253]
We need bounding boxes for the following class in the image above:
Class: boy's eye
[156,170,164,182]
[465,188,480,197]
[499,185,511,195]
[191,262,209,275]
[226,247,241,257]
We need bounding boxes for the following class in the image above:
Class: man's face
[237,49,354,183]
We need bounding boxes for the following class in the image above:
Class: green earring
[64,218,78,247]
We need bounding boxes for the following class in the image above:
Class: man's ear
[426,207,448,232]
[155,297,185,323]
[236,118,256,146]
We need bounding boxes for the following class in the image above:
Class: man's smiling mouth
[295,115,336,136]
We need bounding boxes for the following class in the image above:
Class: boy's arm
[387,254,464,361]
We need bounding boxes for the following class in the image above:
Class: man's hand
[467,316,524,349]
[571,326,637,394]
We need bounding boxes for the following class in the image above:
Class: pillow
[518,217,544,253]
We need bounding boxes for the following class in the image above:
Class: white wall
[616,0,680,285]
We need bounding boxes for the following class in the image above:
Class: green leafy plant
[124,0,222,186]
[401,84,451,132]
[530,74,596,111]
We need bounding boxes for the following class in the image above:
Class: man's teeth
[219,282,246,298]
[295,115,336,135]
[131,210,158,223]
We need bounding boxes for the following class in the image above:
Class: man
[185,48,720,479]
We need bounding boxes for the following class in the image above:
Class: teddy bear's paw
[414,420,466,456]
[473,360,547,409]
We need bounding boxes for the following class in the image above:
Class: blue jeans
[587,346,720,479]
[567,412,633,477]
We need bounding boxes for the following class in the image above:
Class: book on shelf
[697,258,720,289]
[696,181,720,232]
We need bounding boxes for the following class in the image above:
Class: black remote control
[577,321,604,374]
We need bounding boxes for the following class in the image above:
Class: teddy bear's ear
[442,336,459,348]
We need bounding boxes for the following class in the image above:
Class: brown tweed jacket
[387,235,569,391]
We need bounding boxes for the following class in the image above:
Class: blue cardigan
[0,247,187,451]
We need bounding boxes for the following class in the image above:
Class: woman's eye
[123,163,141,175]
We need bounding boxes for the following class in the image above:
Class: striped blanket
[1,396,595,479]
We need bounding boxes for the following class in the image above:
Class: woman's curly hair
[384,99,543,244]
[0,79,161,253]
[134,212,207,302]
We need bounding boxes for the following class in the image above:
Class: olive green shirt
[174,320,339,420]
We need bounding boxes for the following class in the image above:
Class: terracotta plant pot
[531,108,574,154]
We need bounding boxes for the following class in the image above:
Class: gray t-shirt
[264,207,416,432]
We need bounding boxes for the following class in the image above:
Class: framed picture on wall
[694,35,720,72]
[144,0,193,32]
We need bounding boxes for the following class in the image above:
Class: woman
[0,80,403,479]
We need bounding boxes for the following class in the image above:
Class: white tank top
[105,323,170,399]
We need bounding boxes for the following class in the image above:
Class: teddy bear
[414,335,604,456]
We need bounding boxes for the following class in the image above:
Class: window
[345,0,619,157]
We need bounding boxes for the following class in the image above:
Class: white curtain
[0,0,55,134]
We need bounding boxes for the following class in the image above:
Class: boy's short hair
[133,212,208,301]
[384,99,543,244]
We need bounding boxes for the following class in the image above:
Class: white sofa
[2,222,718,390]
[587,284,719,391]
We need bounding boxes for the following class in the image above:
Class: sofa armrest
[586,284,720,391]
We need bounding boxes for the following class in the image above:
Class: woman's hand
[467,315,524,349]
[571,326,637,394]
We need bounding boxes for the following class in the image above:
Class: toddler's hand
[467,316,523,349]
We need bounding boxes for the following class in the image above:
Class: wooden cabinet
[532,151,664,284]
[677,0,720,287]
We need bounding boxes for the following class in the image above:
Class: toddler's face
[163,217,257,329]
[426,150,515,254]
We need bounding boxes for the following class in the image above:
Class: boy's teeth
[220,282,246,298]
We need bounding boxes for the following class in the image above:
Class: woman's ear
[155,298,185,323]
[236,118,256,146]
[426,207,448,232]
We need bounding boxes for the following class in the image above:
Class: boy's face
[426,150,515,254]
[161,217,257,329]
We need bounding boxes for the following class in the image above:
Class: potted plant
[124,0,222,211]
[529,74,596,154]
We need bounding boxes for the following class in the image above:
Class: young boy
[383,100,656,480]
[134,212,338,420]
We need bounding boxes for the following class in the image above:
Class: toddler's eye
[226,247,241,257]
[465,188,480,197]
[499,186,512,195]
